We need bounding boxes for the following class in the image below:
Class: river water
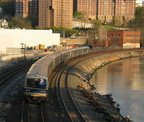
[90,56,144,122]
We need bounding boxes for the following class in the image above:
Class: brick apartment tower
[39,0,73,29]
[73,0,97,19]
[73,0,136,24]
[15,0,38,18]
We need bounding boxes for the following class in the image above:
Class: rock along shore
[69,50,144,122]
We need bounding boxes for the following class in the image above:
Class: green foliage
[92,20,102,29]
[73,11,84,19]
[35,26,42,29]
[89,20,102,39]
[141,28,144,33]
[50,26,61,32]
[10,17,32,29]
[50,26,78,37]
[28,16,38,28]
[0,1,15,16]
[8,22,14,29]
[128,7,144,29]
[111,17,122,26]
[104,25,117,31]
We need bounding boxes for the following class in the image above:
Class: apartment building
[39,0,73,29]
[73,0,97,19]
[74,0,136,24]
[15,0,38,18]
[96,0,114,23]
[29,0,39,16]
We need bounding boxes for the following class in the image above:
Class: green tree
[111,17,121,26]
[128,7,144,29]
[50,26,61,33]
[28,16,38,28]
[35,26,42,29]
[104,25,117,31]
[0,0,15,16]
[8,22,14,29]
[90,20,102,39]
[11,17,32,29]
[50,26,78,37]
[73,11,84,19]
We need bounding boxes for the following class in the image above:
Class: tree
[50,26,60,32]
[0,0,15,16]
[73,11,84,19]
[98,25,107,40]
[90,20,102,39]
[8,22,14,29]
[104,25,117,31]
[50,26,78,37]
[11,17,32,29]
[111,16,121,26]
[128,7,144,29]
[35,26,42,29]
[28,16,38,28]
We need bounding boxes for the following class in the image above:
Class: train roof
[26,73,48,80]
[27,52,62,77]
[48,52,61,58]
[26,46,90,78]
[27,54,53,76]
[59,46,89,53]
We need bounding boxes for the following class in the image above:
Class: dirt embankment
[70,50,144,122]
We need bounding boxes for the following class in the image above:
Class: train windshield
[26,78,46,89]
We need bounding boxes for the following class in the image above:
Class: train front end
[24,74,48,103]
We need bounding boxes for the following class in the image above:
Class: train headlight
[25,89,30,92]
[41,90,46,93]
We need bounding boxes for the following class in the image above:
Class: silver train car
[24,47,90,102]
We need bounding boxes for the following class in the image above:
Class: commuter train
[24,47,90,102]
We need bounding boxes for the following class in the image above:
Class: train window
[26,78,39,88]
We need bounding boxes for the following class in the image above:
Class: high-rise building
[29,0,39,17]
[15,0,38,18]
[39,0,73,29]
[96,0,114,23]
[73,0,136,24]
[15,0,28,18]
[73,0,97,19]
[114,0,136,24]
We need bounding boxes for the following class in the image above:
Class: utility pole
[21,43,26,59]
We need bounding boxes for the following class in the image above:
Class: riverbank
[69,50,144,121]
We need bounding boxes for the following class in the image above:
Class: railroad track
[20,48,144,122]
[55,48,144,122]
[0,60,35,85]
[56,54,93,122]
[21,101,44,122]
[57,67,87,121]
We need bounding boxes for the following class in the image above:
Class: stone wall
[74,50,144,89]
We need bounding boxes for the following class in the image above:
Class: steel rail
[0,61,35,85]
[56,54,90,122]
[21,102,45,122]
